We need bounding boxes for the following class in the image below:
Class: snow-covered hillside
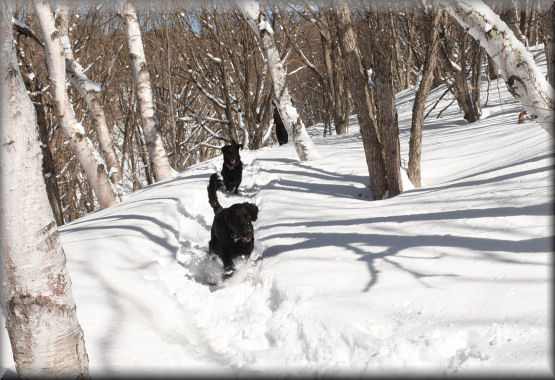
[2,47,552,377]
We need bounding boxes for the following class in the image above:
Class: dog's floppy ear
[243,203,258,222]
[231,139,243,150]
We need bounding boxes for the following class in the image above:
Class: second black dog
[208,173,259,279]
[220,139,243,194]
[273,106,289,146]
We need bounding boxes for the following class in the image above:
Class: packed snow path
[1,47,551,377]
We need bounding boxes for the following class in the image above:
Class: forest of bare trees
[6,0,552,221]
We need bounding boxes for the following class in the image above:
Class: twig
[424,84,453,119]
[437,99,456,119]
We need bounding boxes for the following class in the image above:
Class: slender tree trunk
[547,2,554,88]
[405,11,416,87]
[239,0,320,161]
[505,0,528,45]
[36,94,65,226]
[335,2,388,200]
[519,0,528,38]
[408,8,443,188]
[471,43,484,115]
[452,73,480,122]
[526,2,537,45]
[34,0,118,209]
[320,32,337,134]
[1,3,89,376]
[389,11,405,90]
[439,33,481,123]
[121,1,174,181]
[134,123,154,185]
[458,35,481,122]
[221,63,240,142]
[374,10,403,197]
[331,30,350,135]
[440,0,554,135]
[252,86,274,149]
[19,64,64,226]
[56,5,123,195]
[165,19,178,167]
[327,11,350,135]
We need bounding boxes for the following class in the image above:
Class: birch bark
[440,0,554,135]
[239,0,320,161]
[34,0,118,209]
[121,1,174,181]
[1,2,89,376]
[56,5,123,195]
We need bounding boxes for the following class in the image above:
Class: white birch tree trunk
[239,0,320,161]
[1,2,89,376]
[121,1,174,181]
[34,0,118,209]
[439,0,554,135]
[56,5,124,195]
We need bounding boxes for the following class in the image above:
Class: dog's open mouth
[242,236,252,243]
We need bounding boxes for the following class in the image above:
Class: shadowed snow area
[1,46,552,377]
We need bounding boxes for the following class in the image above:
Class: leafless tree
[334,1,388,200]
[121,1,174,181]
[1,2,89,376]
[34,0,119,209]
[408,6,443,188]
[239,0,320,161]
[440,0,553,135]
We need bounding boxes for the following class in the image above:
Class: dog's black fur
[220,140,243,194]
[208,173,258,278]
[273,107,289,146]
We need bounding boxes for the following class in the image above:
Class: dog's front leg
[221,253,236,279]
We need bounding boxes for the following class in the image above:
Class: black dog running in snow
[220,140,243,194]
[207,173,258,279]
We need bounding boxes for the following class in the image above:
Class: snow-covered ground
[2,46,552,377]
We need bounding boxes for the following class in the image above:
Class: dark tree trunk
[134,123,154,185]
[440,35,480,123]
[408,8,443,188]
[470,42,484,117]
[252,87,274,149]
[36,100,64,226]
[374,11,403,197]
[320,32,336,135]
[335,2,387,200]
[328,11,350,135]
[20,74,65,226]
[453,71,481,123]
[388,11,406,91]
[504,0,528,45]
[548,2,555,88]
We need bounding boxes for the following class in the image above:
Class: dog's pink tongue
[230,159,236,164]
[243,237,251,242]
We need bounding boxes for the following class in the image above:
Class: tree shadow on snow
[62,213,181,260]
[258,167,369,200]
[407,164,552,197]
[261,229,550,293]
[259,203,552,231]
